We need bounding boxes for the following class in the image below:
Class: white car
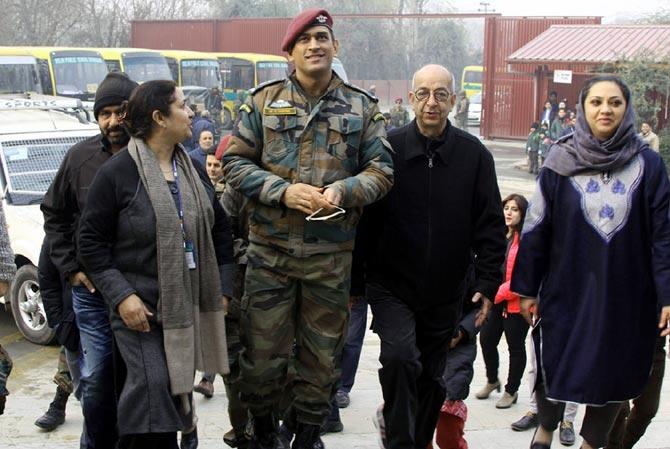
[468,92,482,125]
[0,95,98,344]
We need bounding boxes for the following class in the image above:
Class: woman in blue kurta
[511,75,670,449]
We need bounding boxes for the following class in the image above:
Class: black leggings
[479,303,529,394]
[536,382,621,448]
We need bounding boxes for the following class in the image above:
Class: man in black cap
[41,72,138,449]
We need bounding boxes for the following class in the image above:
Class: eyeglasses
[413,88,452,103]
[305,206,346,222]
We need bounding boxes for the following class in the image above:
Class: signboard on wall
[553,70,573,84]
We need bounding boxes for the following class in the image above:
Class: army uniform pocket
[327,115,363,160]
[262,115,299,162]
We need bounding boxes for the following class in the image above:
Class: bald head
[411,64,455,93]
[409,64,457,138]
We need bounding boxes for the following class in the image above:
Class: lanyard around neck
[171,156,188,244]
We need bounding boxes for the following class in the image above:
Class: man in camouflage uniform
[455,91,470,129]
[223,8,394,449]
[389,97,410,128]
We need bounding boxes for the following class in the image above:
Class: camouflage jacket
[390,105,410,127]
[223,73,394,257]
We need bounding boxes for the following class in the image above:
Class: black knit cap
[94,72,139,119]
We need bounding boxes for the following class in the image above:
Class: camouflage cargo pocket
[262,115,299,163]
[327,115,363,160]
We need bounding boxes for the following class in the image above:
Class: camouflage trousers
[223,294,249,433]
[239,243,351,425]
[54,346,74,394]
[0,343,12,396]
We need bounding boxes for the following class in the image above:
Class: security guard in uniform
[223,8,394,449]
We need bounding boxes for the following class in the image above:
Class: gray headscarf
[543,83,648,177]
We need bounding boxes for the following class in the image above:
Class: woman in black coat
[78,80,234,449]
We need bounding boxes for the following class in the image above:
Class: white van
[0,94,98,344]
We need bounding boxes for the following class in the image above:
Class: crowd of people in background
[0,7,669,449]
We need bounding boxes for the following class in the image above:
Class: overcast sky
[448,0,669,20]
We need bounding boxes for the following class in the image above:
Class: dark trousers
[340,297,368,393]
[528,150,539,174]
[368,283,454,449]
[536,382,620,448]
[72,286,117,449]
[479,303,529,394]
[117,432,178,449]
[605,337,666,449]
[533,328,621,448]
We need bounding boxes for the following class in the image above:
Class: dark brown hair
[502,193,528,234]
[122,80,178,139]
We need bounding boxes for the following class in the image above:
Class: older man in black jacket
[357,64,506,449]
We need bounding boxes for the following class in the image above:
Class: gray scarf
[127,137,229,399]
[543,94,647,176]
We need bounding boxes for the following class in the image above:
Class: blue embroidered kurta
[511,150,670,405]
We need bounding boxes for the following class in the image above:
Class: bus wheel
[222,109,233,130]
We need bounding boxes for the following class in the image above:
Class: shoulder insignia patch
[342,81,379,102]
[239,104,253,114]
[250,78,285,95]
[373,112,385,122]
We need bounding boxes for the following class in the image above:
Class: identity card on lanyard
[173,157,197,270]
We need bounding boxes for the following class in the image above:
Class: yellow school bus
[461,65,483,98]
[23,47,109,102]
[98,48,172,83]
[211,52,289,128]
[158,50,221,89]
[0,47,43,94]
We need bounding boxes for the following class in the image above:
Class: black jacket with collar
[41,134,114,278]
[356,119,506,311]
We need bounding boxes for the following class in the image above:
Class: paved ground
[2,141,669,448]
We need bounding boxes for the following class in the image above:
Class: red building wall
[481,16,601,140]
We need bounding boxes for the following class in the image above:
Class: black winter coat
[38,237,78,351]
[357,120,506,314]
[41,134,114,278]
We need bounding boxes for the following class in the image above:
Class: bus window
[256,61,288,84]
[123,55,172,83]
[106,60,122,73]
[0,56,42,94]
[37,59,53,95]
[181,60,220,88]
[220,58,254,91]
[461,66,483,98]
[464,71,482,84]
[52,55,108,100]
[165,57,179,82]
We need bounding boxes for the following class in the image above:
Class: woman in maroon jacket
[476,193,529,409]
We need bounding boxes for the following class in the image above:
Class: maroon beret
[281,8,333,52]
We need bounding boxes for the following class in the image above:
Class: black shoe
[181,428,198,449]
[292,423,324,449]
[559,421,576,446]
[250,414,278,449]
[224,427,250,448]
[34,387,69,431]
[276,423,293,449]
[320,417,343,435]
[530,427,551,449]
[334,390,350,408]
[512,412,538,431]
